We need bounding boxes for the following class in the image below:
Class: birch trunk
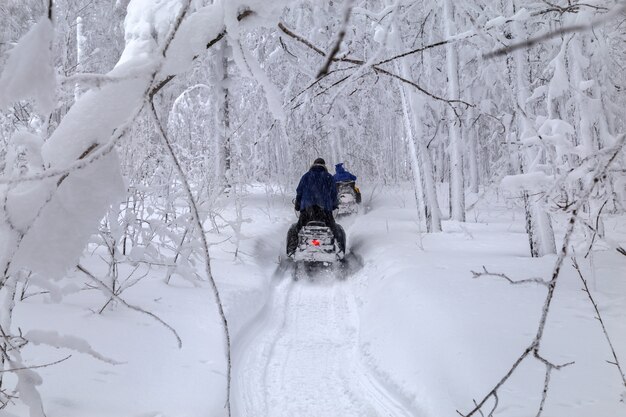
[443,0,465,222]
[0,275,18,392]
[394,57,442,232]
[466,94,479,194]
[568,9,610,237]
[513,14,557,257]
[74,16,85,101]
[215,42,231,191]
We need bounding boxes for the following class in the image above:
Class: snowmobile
[287,221,345,265]
[335,181,361,216]
[280,218,361,280]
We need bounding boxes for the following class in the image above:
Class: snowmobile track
[232,269,414,417]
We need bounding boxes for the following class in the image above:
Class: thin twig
[461,134,626,417]
[573,257,626,390]
[471,266,549,286]
[371,65,473,107]
[148,100,232,416]
[584,199,609,258]
[0,355,71,373]
[76,264,182,348]
[316,0,354,78]
[533,350,574,416]
[278,21,469,105]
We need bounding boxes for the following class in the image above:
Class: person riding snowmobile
[287,158,346,257]
[333,162,361,204]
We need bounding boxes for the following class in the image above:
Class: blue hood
[333,163,357,182]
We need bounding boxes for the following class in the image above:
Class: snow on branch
[25,330,122,365]
[147,9,257,101]
[0,17,56,114]
[0,0,203,281]
[373,5,532,67]
[59,73,142,91]
[484,3,626,58]
[0,116,129,187]
[537,1,609,16]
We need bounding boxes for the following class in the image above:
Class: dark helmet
[313,157,326,166]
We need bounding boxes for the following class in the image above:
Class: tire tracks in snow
[232,269,416,417]
[232,276,296,416]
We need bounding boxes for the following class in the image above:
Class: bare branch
[461,134,626,417]
[288,65,359,105]
[573,257,626,390]
[278,21,473,107]
[471,266,549,286]
[584,199,609,258]
[148,100,232,416]
[459,344,536,417]
[538,1,609,15]
[375,39,452,66]
[278,22,332,59]
[0,355,71,373]
[533,350,574,417]
[76,264,182,349]
[316,0,354,78]
[372,65,473,106]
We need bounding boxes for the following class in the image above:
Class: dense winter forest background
[0,0,625,416]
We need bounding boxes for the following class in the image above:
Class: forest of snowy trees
[0,0,625,416]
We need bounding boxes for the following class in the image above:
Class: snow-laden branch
[0,0,203,281]
[374,5,531,67]
[484,2,626,58]
[59,72,142,90]
[25,330,121,365]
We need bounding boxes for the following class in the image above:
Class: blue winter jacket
[333,163,357,182]
[295,165,338,212]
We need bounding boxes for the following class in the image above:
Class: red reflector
[311,239,321,246]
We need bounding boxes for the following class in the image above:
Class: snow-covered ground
[5,184,626,417]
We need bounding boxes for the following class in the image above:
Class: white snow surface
[6,184,626,417]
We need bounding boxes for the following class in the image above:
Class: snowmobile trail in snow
[232,270,415,417]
